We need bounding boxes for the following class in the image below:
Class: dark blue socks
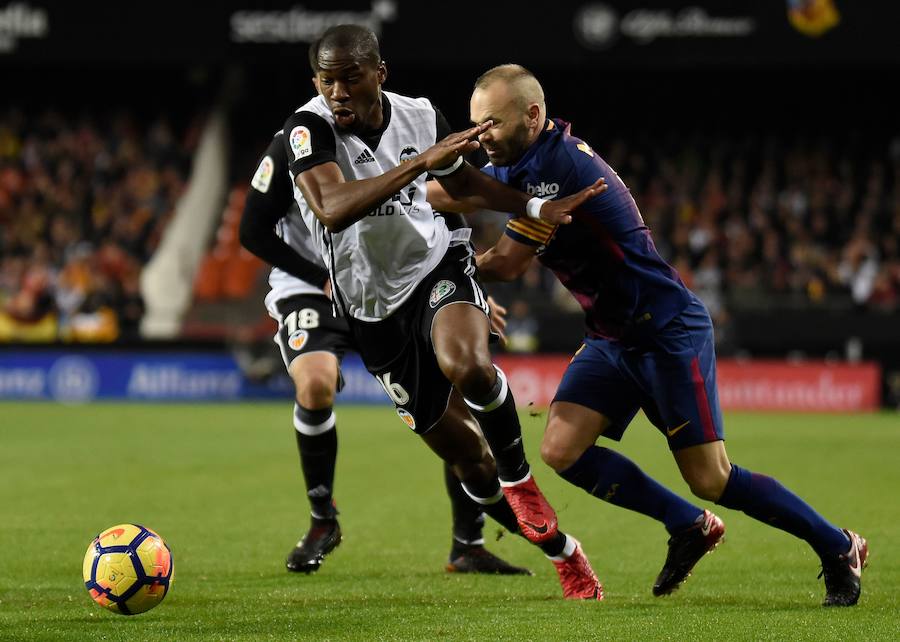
[559,445,703,534]
[716,464,850,558]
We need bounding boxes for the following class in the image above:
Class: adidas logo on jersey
[354,149,375,164]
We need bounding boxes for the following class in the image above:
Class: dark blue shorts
[553,296,724,451]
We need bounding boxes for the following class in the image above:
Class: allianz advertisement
[0,351,389,403]
[0,351,881,410]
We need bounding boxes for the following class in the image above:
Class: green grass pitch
[1,403,898,641]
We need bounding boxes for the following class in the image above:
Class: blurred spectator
[838,236,879,306]
[505,299,539,354]
[0,108,194,342]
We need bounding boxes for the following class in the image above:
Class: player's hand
[323,279,333,301]
[422,121,492,173]
[487,295,507,345]
[538,177,607,225]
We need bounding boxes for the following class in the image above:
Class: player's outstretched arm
[425,120,545,217]
[541,178,607,224]
[477,234,537,282]
[295,122,491,234]
[425,179,475,214]
[436,165,607,226]
[296,160,426,233]
[436,163,530,217]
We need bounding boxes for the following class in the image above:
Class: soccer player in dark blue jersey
[428,64,868,606]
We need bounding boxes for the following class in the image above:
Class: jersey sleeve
[434,106,452,142]
[282,110,337,176]
[250,133,294,205]
[240,133,329,288]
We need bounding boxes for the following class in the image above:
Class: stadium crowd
[1,106,897,345]
[0,108,196,342]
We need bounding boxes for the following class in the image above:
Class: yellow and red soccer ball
[82,523,174,615]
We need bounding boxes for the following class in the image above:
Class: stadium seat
[193,187,266,301]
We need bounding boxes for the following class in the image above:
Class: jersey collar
[356,93,392,153]
[508,118,560,172]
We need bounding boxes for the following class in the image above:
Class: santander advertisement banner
[494,356,881,412]
[715,360,881,412]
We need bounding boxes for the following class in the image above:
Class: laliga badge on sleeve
[251,155,274,192]
[289,126,312,160]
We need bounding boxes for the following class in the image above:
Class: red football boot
[500,471,559,544]
[552,538,604,601]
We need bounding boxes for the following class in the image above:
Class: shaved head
[309,24,381,72]
[474,64,546,120]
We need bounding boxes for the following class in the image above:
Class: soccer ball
[82,523,174,615]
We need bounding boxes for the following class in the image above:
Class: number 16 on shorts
[376,372,409,405]
[375,372,418,431]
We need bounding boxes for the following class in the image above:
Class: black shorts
[348,243,491,435]
[273,294,356,377]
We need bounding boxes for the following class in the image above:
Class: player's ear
[312,76,320,93]
[377,61,387,85]
[527,103,541,127]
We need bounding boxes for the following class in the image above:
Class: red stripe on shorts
[690,356,718,442]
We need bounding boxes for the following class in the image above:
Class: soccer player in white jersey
[281,24,607,599]
[239,130,530,576]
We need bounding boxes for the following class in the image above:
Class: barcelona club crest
[787,0,840,37]
[429,280,456,308]
[397,408,416,431]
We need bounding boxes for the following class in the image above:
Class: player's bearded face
[479,119,531,166]
[315,51,385,132]
[470,85,533,166]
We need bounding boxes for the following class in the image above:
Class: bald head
[470,64,547,166]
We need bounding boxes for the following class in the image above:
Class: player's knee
[539,416,581,472]
[294,372,336,409]
[441,355,495,400]
[685,468,729,501]
[540,438,578,473]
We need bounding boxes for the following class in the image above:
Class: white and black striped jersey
[283,90,462,322]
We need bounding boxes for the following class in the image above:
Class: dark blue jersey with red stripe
[482,118,691,341]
